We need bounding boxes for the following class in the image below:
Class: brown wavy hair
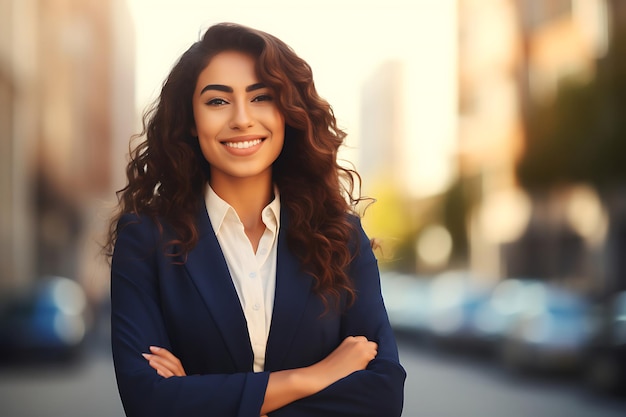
[105,22,366,308]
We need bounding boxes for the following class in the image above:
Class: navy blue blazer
[111,204,405,417]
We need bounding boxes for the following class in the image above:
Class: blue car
[0,275,88,363]
[424,270,496,350]
[496,279,594,373]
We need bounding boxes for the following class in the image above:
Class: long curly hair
[105,22,365,308]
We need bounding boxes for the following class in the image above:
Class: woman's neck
[210,174,273,251]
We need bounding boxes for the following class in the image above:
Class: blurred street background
[1,0,626,416]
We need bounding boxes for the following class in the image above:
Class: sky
[126,0,457,197]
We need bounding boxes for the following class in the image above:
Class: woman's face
[192,50,285,185]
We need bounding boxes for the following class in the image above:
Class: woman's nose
[229,102,254,129]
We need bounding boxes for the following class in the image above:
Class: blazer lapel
[264,210,313,371]
[184,203,253,371]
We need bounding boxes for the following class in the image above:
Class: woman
[106,22,405,417]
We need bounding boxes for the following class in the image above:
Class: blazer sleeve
[270,218,406,417]
[110,213,269,417]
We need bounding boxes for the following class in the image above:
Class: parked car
[0,275,88,363]
[473,278,550,346]
[497,279,594,374]
[380,271,432,336]
[585,290,626,396]
[425,270,495,350]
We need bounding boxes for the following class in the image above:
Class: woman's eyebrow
[200,82,267,95]
[246,82,266,92]
[200,84,232,94]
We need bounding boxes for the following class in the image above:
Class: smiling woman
[105,22,405,417]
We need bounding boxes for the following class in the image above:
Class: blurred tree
[368,176,476,275]
[440,176,475,264]
[362,175,462,274]
[517,24,626,189]
[361,177,412,241]
[361,176,416,272]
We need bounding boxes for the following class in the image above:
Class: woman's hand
[307,335,378,388]
[142,346,187,378]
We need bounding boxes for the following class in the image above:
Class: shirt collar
[205,185,232,235]
[263,187,281,234]
[205,185,281,235]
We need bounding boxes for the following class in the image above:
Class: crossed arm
[143,336,378,416]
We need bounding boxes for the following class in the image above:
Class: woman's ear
[190,125,198,137]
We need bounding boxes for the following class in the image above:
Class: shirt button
[252,303,260,311]
[249,272,257,278]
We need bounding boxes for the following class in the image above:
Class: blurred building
[458,0,621,296]
[359,0,623,298]
[457,0,526,282]
[359,60,406,192]
[0,0,134,302]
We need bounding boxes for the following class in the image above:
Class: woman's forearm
[261,366,322,414]
[261,335,377,414]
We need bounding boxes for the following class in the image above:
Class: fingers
[334,335,378,364]
[312,334,379,386]
[142,346,187,378]
[346,335,378,350]
[344,336,378,362]
[149,346,182,364]
[347,335,377,346]
[142,352,174,378]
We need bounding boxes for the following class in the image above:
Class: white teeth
[224,139,263,149]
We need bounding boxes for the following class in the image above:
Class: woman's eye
[207,98,228,106]
[252,94,273,102]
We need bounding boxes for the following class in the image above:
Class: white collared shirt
[205,185,280,372]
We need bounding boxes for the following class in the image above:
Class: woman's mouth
[223,138,264,149]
